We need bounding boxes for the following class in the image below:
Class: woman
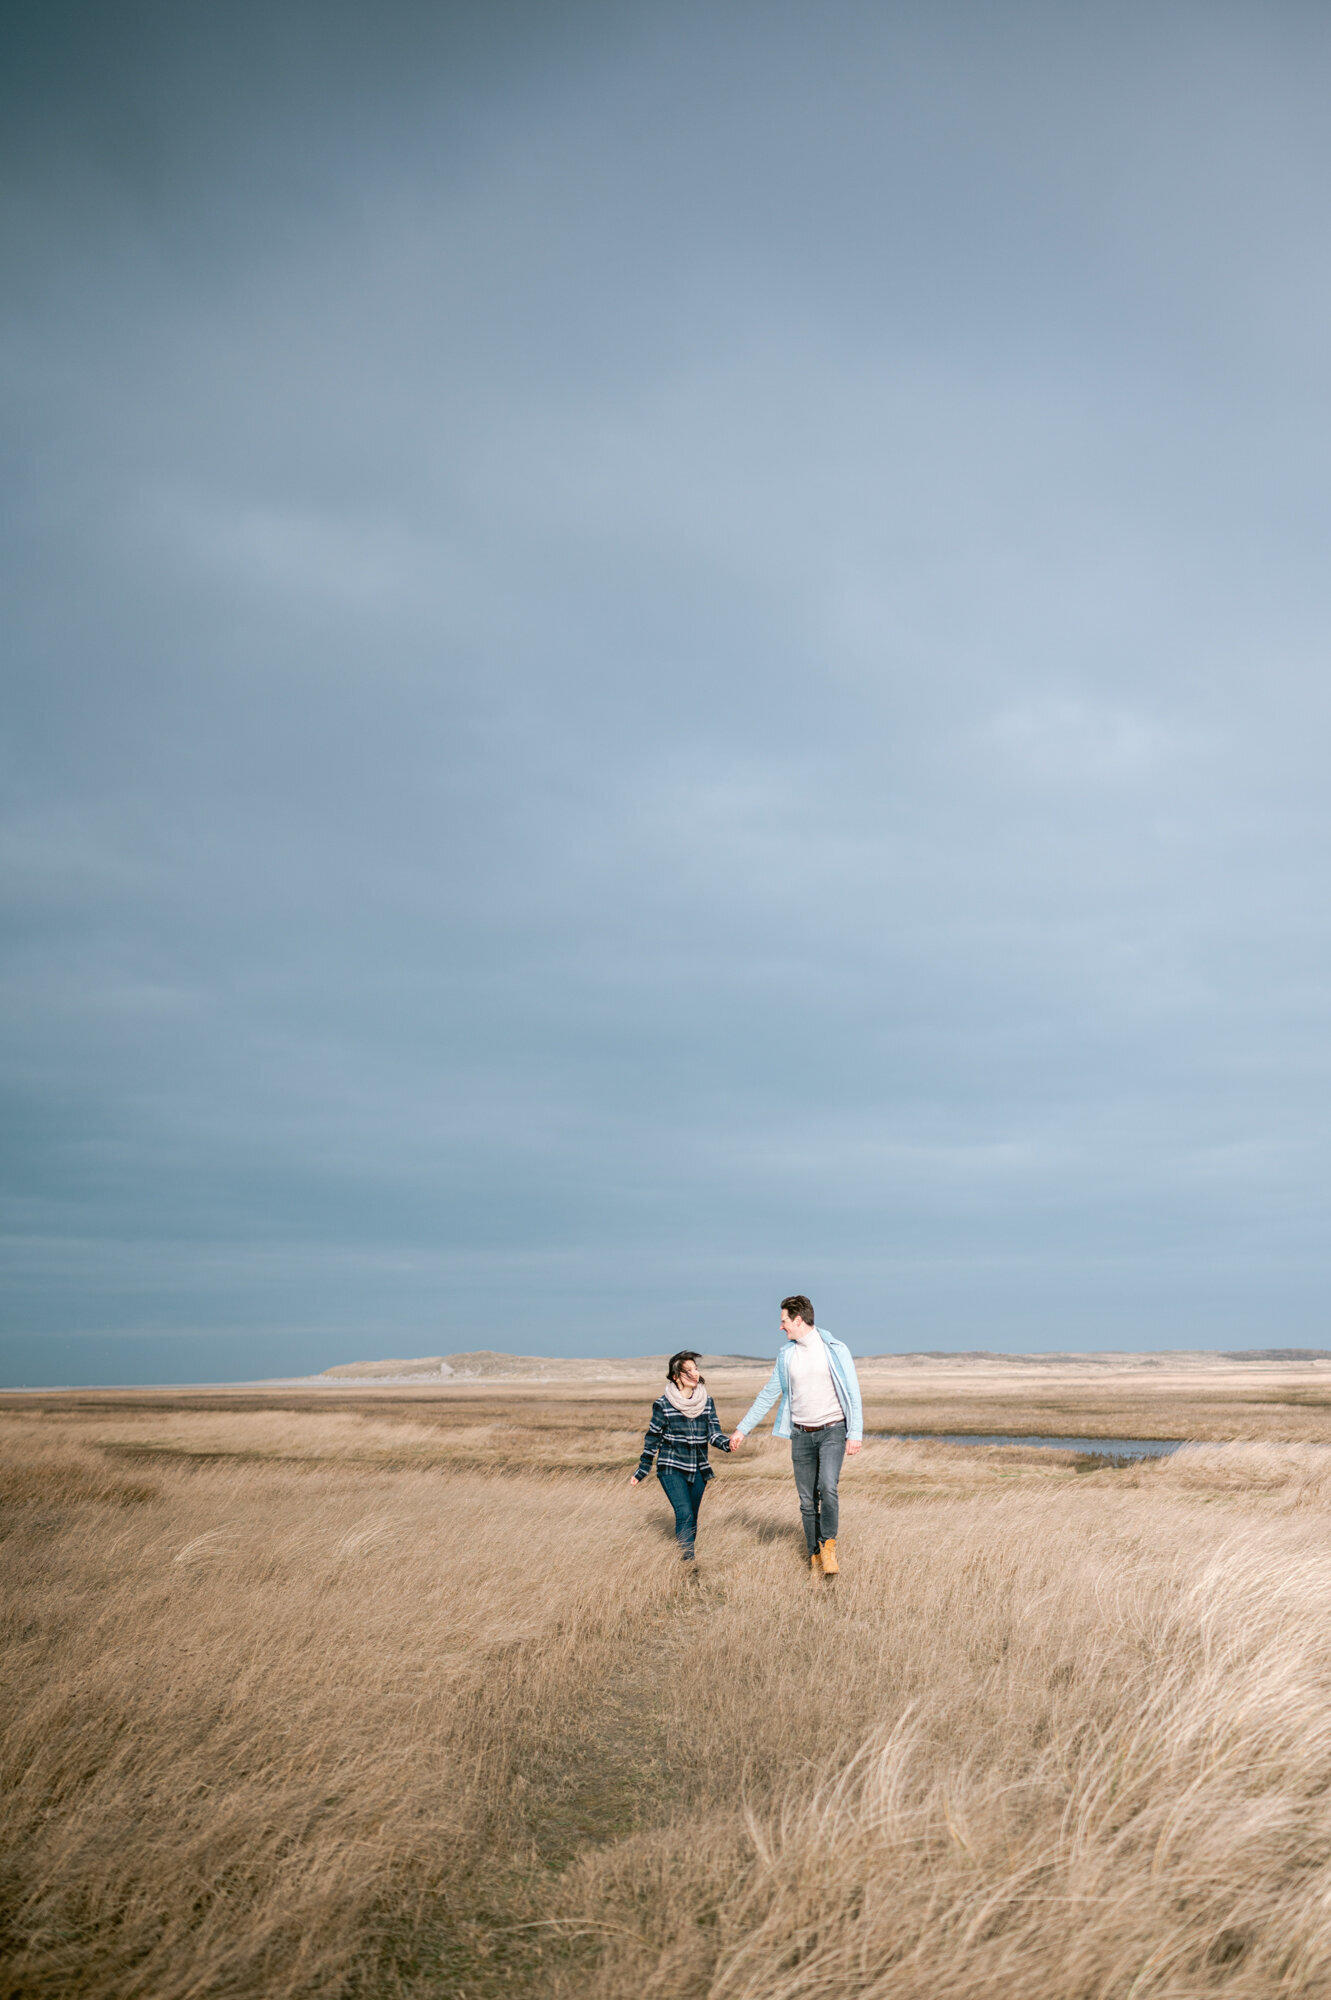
[629,1350,732,1562]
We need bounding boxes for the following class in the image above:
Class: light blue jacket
[736,1327,863,1443]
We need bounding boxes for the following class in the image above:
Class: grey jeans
[790,1420,847,1554]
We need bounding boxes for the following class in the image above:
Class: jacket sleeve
[706,1397,731,1451]
[636,1399,666,1478]
[839,1347,864,1442]
[737,1361,783,1436]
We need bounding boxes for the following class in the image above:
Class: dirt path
[368,1563,732,1997]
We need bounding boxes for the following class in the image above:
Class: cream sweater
[785,1331,845,1426]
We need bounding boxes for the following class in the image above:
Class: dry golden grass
[7,1383,1331,1997]
[848,1356,1331,1445]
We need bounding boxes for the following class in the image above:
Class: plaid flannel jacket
[636,1393,732,1482]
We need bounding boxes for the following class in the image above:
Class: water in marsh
[877,1432,1184,1462]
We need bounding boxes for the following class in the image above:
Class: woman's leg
[686,1471,708,1545]
[657,1470,701,1558]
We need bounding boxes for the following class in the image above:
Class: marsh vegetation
[6,1368,1331,1997]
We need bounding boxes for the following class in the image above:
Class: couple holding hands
[629,1295,864,1576]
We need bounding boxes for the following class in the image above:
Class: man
[729,1295,862,1576]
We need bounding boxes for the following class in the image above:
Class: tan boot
[810,1548,822,1575]
[819,1537,839,1576]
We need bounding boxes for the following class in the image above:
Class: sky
[4,0,1331,1384]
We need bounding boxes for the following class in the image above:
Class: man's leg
[814,1423,848,1551]
[657,1469,701,1559]
[790,1428,823,1557]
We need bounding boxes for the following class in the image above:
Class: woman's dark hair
[667,1349,704,1385]
[781,1294,816,1326]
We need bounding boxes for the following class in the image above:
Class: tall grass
[559,1473,1331,1999]
[6,1405,1331,1997]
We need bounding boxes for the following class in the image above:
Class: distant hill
[1220,1348,1331,1363]
[321,1351,618,1382]
[320,1350,771,1383]
[860,1348,1331,1368]
[320,1346,1331,1384]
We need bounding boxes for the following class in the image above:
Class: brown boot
[819,1537,839,1576]
[810,1548,822,1575]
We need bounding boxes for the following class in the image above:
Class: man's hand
[728,1431,745,1451]
[846,1440,862,1456]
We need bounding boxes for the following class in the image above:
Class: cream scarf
[663,1378,709,1418]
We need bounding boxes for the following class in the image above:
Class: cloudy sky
[4,1,1331,1383]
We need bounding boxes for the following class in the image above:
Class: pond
[874,1432,1184,1463]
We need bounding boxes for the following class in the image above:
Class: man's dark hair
[667,1349,704,1385]
[781,1295,816,1326]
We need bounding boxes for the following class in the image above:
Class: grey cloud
[4,1,1331,1381]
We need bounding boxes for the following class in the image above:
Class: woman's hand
[728,1431,744,1451]
[628,1473,643,1487]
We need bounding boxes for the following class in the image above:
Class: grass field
[7,1362,1331,1997]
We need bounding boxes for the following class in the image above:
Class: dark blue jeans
[790,1421,846,1554]
[657,1469,708,1559]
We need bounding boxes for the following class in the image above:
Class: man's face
[781,1311,808,1341]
